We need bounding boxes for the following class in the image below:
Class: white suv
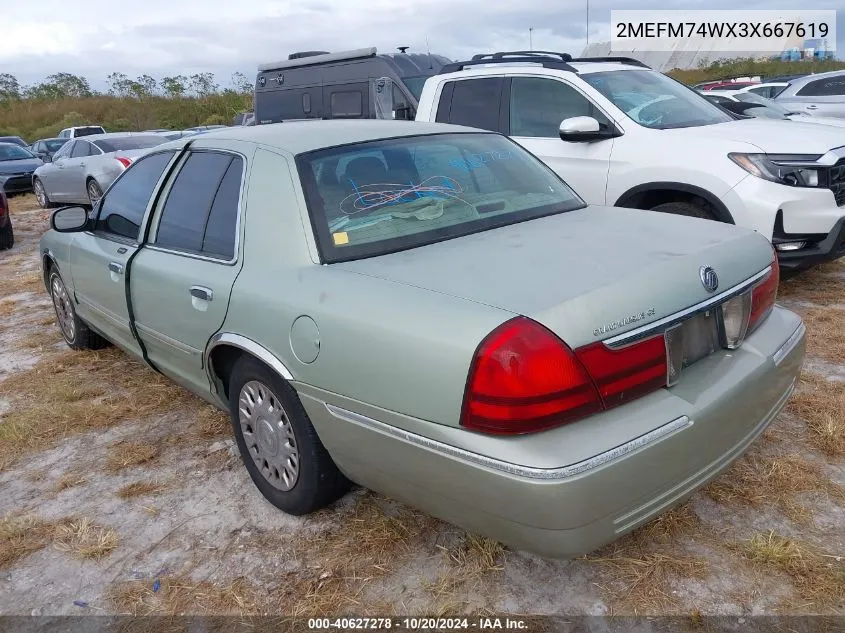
[415,52,845,273]
[58,125,107,139]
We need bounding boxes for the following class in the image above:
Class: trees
[25,73,92,99]
[0,74,21,101]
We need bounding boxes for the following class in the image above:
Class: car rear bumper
[297,306,805,559]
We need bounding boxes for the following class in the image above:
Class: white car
[701,90,845,129]
[733,82,789,99]
[58,125,107,139]
[415,52,845,274]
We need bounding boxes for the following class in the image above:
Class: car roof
[187,120,489,155]
[71,132,164,142]
[787,70,845,85]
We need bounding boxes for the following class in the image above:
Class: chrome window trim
[324,403,692,481]
[147,148,246,266]
[773,321,806,366]
[604,266,771,348]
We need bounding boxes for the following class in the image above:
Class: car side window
[70,141,91,158]
[509,77,611,137]
[154,152,242,260]
[95,151,175,241]
[439,78,504,132]
[797,77,845,97]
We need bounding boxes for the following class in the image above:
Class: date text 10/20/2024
[308,617,529,630]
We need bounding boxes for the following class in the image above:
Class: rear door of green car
[129,141,250,395]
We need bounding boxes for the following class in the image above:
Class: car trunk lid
[333,206,775,348]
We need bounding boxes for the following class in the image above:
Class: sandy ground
[0,194,843,618]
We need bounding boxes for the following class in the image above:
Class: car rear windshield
[296,132,584,263]
[45,139,68,151]
[74,127,106,137]
[93,136,167,152]
[583,70,734,129]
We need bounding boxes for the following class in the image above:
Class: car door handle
[108,262,124,275]
[190,286,213,301]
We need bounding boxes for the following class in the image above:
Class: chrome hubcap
[50,276,75,343]
[238,380,299,491]
[35,181,46,207]
[87,182,101,205]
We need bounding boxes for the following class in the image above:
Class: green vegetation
[667,56,845,85]
[0,71,252,142]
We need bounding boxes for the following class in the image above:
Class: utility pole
[585,0,590,48]
[529,27,533,51]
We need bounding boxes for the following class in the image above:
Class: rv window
[303,93,312,114]
[331,91,363,117]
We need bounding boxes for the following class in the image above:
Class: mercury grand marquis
[39,120,806,558]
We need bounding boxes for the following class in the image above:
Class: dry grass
[190,407,230,441]
[0,299,17,317]
[116,481,166,499]
[110,575,261,616]
[786,372,845,457]
[0,347,202,470]
[586,544,708,614]
[0,271,44,298]
[705,453,844,510]
[792,306,845,365]
[19,328,62,350]
[0,514,55,568]
[582,503,706,614]
[739,531,845,610]
[779,264,845,307]
[54,472,88,492]
[53,517,118,560]
[106,441,160,472]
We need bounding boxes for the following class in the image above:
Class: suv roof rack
[441,51,577,74]
[439,51,652,74]
[571,56,651,68]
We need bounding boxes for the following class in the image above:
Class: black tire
[47,268,110,350]
[0,221,12,250]
[650,201,718,221]
[33,178,53,209]
[228,355,349,515]
[86,179,103,207]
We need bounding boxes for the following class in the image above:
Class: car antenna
[425,36,433,69]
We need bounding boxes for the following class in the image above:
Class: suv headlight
[728,153,822,187]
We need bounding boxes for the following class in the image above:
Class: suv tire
[0,222,12,250]
[650,201,717,221]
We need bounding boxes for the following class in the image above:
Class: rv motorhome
[253,47,451,124]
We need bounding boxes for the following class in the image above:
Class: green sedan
[39,120,806,558]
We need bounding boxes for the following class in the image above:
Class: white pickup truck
[415,51,845,273]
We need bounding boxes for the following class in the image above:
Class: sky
[1,0,843,91]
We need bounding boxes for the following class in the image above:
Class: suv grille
[829,159,845,206]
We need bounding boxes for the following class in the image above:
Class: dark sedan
[0,143,43,194]
[29,138,69,162]
[0,136,28,148]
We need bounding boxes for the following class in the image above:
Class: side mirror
[42,154,52,163]
[51,206,90,233]
[393,105,413,121]
[559,116,619,142]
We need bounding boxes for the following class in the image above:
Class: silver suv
[774,71,845,118]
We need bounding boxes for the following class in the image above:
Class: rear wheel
[650,200,717,221]
[86,179,103,207]
[33,178,52,209]
[0,221,12,250]
[228,356,349,515]
[48,268,110,350]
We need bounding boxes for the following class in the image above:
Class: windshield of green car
[297,132,585,263]
[583,70,734,129]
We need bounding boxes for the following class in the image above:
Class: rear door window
[437,78,505,132]
[154,152,243,260]
[796,77,845,97]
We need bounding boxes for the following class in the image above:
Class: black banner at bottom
[0,616,843,633]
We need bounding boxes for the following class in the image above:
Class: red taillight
[460,317,603,435]
[574,335,668,409]
[115,157,132,169]
[748,257,779,332]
